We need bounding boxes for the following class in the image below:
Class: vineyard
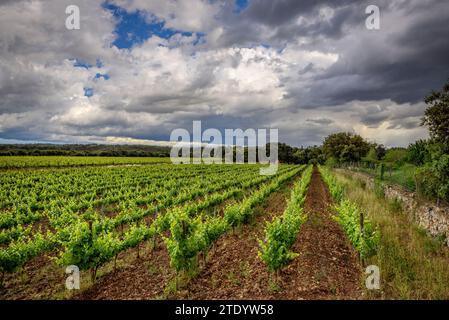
[1,157,448,300]
[0,159,303,297]
[0,156,171,169]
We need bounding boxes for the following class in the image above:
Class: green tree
[293,148,308,164]
[375,144,386,160]
[384,148,407,166]
[363,147,378,164]
[414,81,449,202]
[293,146,325,164]
[406,140,430,166]
[422,80,449,148]
[322,132,370,163]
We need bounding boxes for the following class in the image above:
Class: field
[0,156,171,169]
[0,156,448,300]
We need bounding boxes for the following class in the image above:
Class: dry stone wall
[337,169,449,246]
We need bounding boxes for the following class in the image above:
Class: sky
[0,0,448,147]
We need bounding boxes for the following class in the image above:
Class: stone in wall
[338,169,449,246]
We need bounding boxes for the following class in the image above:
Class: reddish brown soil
[275,168,362,299]
[71,179,297,300]
[0,254,66,300]
[1,168,362,300]
[173,185,290,299]
[74,241,173,300]
[173,167,362,299]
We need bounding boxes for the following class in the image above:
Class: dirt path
[175,167,362,299]
[276,168,362,299]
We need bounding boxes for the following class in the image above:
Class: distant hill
[0,144,171,157]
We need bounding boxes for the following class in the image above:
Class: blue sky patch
[95,73,110,80]
[103,2,200,49]
[84,87,94,97]
[235,0,249,13]
[72,59,93,69]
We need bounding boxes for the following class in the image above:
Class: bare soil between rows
[72,178,298,300]
[173,167,362,299]
[74,241,173,300]
[275,168,362,299]
[1,167,362,300]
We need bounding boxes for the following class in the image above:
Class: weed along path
[175,167,362,299]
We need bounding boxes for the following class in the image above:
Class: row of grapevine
[0,156,171,168]
[0,231,52,284]
[54,165,299,281]
[164,165,305,273]
[0,171,249,244]
[0,165,268,233]
[258,165,313,271]
[318,166,379,260]
[0,164,296,282]
[0,164,251,225]
[0,164,244,216]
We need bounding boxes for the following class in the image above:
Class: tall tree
[422,80,449,147]
[322,132,370,163]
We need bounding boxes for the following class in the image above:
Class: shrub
[416,153,449,202]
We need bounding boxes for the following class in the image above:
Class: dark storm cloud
[215,0,364,48]
[244,0,358,26]
[306,118,334,125]
[223,0,449,111]
[252,1,363,42]
[387,118,421,130]
[301,0,449,109]
[0,0,17,6]
[291,5,358,38]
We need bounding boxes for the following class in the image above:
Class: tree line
[0,144,171,157]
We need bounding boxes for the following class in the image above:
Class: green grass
[356,163,417,191]
[334,170,449,299]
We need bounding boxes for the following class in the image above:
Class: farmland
[1,156,448,300]
[0,156,171,169]
[0,158,304,298]
[1,0,449,311]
